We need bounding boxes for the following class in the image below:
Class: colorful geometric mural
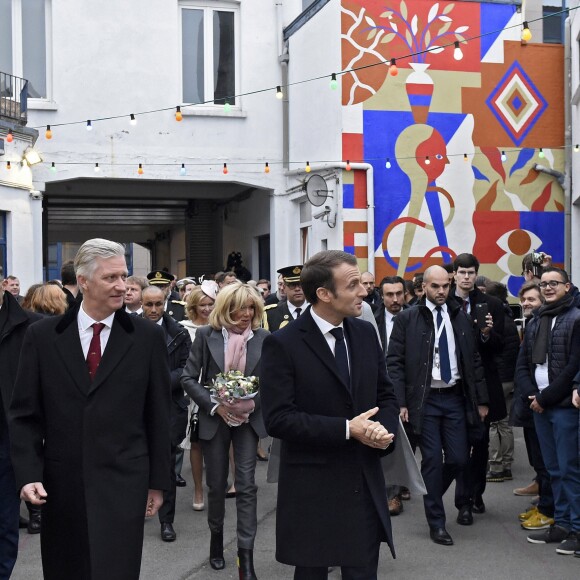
[340,0,565,294]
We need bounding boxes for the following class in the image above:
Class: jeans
[534,407,580,532]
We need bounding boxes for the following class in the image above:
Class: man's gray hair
[75,238,126,280]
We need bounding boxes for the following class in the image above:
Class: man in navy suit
[261,250,399,580]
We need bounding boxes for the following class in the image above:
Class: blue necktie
[436,306,452,384]
[330,327,350,390]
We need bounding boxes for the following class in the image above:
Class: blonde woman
[179,282,217,510]
[28,284,68,316]
[181,283,267,580]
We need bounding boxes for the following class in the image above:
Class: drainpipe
[564,16,572,272]
[284,162,375,275]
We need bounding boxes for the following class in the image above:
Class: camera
[530,250,544,278]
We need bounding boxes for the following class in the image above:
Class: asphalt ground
[12,431,579,579]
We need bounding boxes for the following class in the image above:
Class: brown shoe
[513,481,539,496]
[388,496,403,516]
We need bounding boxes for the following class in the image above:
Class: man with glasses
[515,267,580,556]
[264,266,308,331]
[452,253,506,525]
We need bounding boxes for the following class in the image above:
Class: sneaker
[556,532,580,555]
[503,469,513,481]
[519,506,538,522]
[527,524,568,544]
[521,512,555,530]
[514,481,539,496]
[486,470,505,482]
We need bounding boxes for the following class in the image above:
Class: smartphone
[475,303,489,329]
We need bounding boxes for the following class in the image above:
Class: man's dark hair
[541,267,569,284]
[301,250,357,305]
[485,281,508,303]
[257,278,271,290]
[379,276,405,292]
[60,260,77,286]
[453,253,480,273]
[413,274,424,290]
[404,279,414,294]
[442,263,454,274]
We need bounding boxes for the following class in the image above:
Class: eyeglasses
[539,280,566,289]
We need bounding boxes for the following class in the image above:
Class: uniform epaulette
[264,304,277,310]
[171,299,186,306]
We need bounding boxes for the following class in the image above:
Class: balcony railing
[0,71,28,125]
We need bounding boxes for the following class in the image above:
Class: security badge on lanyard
[434,313,446,369]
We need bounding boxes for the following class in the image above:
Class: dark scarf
[531,292,574,364]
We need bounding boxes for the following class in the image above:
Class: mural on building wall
[340,0,564,295]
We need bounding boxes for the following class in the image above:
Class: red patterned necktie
[86,323,105,381]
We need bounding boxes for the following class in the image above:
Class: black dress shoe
[161,522,176,542]
[457,505,473,526]
[19,516,29,529]
[430,527,454,546]
[27,507,41,534]
[210,529,225,570]
[472,501,486,514]
[175,474,187,487]
[238,548,258,579]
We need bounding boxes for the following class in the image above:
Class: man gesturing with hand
[261,250,399,580]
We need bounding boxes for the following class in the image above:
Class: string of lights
[1,7,574,176]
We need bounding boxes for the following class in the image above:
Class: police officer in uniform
[264,265,308,332]
[146,270,186,322]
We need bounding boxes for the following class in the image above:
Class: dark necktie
[87,323,105,381]
[462,299,469,313]
[295,308,302,319]
[330,327,350,389]
[435,307,452,383]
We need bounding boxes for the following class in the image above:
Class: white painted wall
[0,129,43,290]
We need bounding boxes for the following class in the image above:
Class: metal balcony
[0,71,28,125]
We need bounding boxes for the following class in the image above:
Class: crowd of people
[0,242,579,580]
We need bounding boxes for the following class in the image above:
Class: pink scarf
[224,325,252,373]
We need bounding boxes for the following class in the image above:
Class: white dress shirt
[425,300,460,386]
[288,301,309,319]
[77,303,116,359]
[310,306,351,439]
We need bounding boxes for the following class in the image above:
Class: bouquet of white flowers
[208,371,259,426]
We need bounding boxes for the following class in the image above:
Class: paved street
[12,432,578,579]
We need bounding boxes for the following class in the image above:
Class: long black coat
[9,306,171,580]
[0,292,43,421]
[260,308,399,567]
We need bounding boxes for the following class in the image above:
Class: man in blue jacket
[515,267,580,556]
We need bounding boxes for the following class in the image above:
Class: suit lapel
[55,320,92,396]
[245,331,264,376]
[343,318,360,397]
[88,317,133,395]
[207,329,225,372]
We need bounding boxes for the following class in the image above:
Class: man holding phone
[452,253,506,524]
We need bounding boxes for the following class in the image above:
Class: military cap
[277,265,303,284]
[146,270,174,286]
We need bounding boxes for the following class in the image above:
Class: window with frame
[0,0,50,100]
[180,1,238,107]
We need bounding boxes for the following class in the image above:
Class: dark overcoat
[260,308,399,567]
[9,306,171,580]
[181,325,268,440]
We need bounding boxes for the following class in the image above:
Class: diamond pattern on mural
[486,61,547,146]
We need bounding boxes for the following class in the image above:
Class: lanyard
[433,309,447,369]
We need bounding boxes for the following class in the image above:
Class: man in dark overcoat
[0,289,42,578]
[141,285,191,542]
[9,238,171,580]
[261,250,399,580]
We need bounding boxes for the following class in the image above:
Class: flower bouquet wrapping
[209,370,259,426]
